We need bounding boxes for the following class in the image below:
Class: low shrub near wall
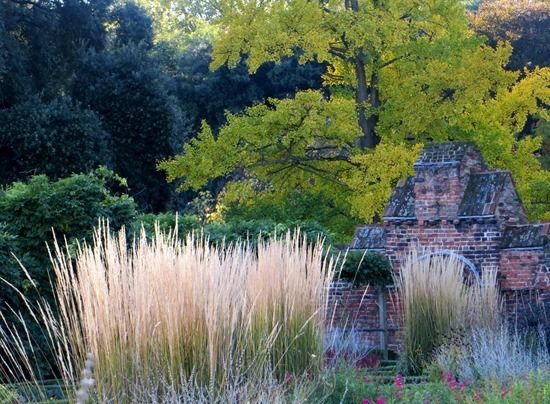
[335,250,393,286]
[133,212,333,247]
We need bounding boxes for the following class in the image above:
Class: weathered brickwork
[384,222,502,275]
[332,142,550,351]
[327,282,403,352]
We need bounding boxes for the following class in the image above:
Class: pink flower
[473,392,483,402]
[376,395,386,404]
[284,372,294,384]
[458,380,468,389]
[362,400,370,404]
[443,371,453,383]
[501,387,510,398]
[394,373,404,390]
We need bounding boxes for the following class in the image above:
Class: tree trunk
[366,72,381,148]
[349,0,380,150]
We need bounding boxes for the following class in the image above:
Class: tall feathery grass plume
[0,222,335,401]
[396,247,501,374]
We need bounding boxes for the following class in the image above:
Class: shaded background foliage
[0,0,324,211]
[0,96,110,183]
[471,0,550,70]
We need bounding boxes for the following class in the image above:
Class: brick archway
[417,249,481,285]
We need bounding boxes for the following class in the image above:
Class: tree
[471,0,550,70]
[160,90,420,230]
[134,0,221,49]
[0,96,111,184]
[210,0,480,149]
[110,2,154,48]
[0,0,113,106]
[173,39,326,133]
[161,0,550,229]
[72,45,189,212]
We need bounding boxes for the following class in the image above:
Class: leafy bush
[0,168,136,259]
[0,169,137,379]
[336,251,393,286]
[0,167,136,295]
[0,96,110,184]
[133,212,333,247]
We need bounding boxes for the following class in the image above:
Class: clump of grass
[436,325,550,385]
[324,327,373,369]
[397,249,501,374]
[0,224,334,401]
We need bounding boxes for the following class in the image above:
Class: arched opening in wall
[418,249,481,285]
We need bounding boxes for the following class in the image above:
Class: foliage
[110,2,154,48]
[0,168,137,379]
[0,224,21,338]
[221,188,355,241]
[306,365,386,404]
[71,45,188,211]
[336,251,393,287]
[133,212,333,246]
[161,90,414,226]
[471,0,550,69]
[0,0,112,107]
[134,0,221,49]
[0,96,111,184]
[162,0,550,227]
[172,40,326,134]
[0,169,137,310]
[1,0,326,213]
[304,367,550,403]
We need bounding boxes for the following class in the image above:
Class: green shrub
[133,213,333,247]
[0,96,110,184]
[0,168,137,379]
[0,166,136,293]
[336,251,393,286]
[0,167,136,270]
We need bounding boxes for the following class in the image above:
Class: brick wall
[327,282,403,352]
[342,143,550,351]
[500,249,544,290]
[413,150,486,221]
[384,220,502,275]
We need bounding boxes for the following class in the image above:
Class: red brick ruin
[329,142,550,353]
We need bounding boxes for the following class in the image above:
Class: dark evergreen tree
[71,45,189,211]
[0,96,111,183]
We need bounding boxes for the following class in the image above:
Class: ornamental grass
[0,223,334,401]
[396,248,501,374]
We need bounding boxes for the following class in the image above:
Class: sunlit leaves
[344,142,422,222]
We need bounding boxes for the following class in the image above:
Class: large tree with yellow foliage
[160,0,550,234]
